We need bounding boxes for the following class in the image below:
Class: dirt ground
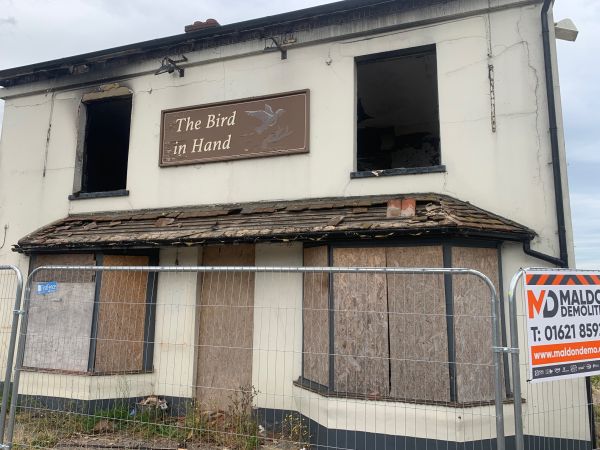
[14,423,307,450]
[58,434,303,450]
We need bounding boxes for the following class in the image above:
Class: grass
[12,402,186,449]
[14,410,90,449]
[10,386,311,450]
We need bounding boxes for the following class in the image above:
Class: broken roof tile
[326,215,345,227]
[155,217,176,227]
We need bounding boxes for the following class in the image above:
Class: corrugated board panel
[196,244,255,409]
[332,247,389,397]
[302,246,329,386]
[31,253,96,283]
[386,246,449,402]
[452,246,500,403]
[94,255,149,373]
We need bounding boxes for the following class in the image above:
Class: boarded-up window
[301,244,502,404]
[386,246,448,402]
[302,246,329,387]
[196,244,255,410]
[25,254,96,372]
[333,247,389,397]
[24,253,156,374]
[452,247,500,403]
[93,255,152,373]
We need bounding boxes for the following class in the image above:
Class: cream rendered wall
[17,371,155,402]
[153,247,199,399]
[293,387,519,442]
[0,4,572,269]
[253,243,303,412]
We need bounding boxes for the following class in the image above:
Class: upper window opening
[356,46,440,172]
[81,96,132,193]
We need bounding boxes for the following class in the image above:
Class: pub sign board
[160,90,309,166]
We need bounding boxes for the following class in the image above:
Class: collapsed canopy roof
[15,194,535,253]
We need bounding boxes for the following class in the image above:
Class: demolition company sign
[160,90,309,166]
[526,270,600,382]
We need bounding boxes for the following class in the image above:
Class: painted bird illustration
[245,104,285,134]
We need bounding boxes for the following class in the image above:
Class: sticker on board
[36,281,58,296]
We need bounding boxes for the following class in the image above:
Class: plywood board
[332,247,389,397]
[196,245,255,410]
[302,246,329,386]
[31,253,96,283]
[452,247,500,403]
[24,282,95,372]
[386,246,449,402]
[94,255,149,373]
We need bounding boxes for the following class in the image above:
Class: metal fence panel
[0,265,24,443]
[508,268,599,450]
[5,265,504,450]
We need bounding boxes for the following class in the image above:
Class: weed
[281,412,311,448]
[12,386,271,449]
[187,385,261,449]
[28,430,59,448]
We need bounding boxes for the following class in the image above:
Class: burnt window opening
[81,96,132,193]
[356,46,440,172]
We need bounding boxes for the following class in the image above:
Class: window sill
[294,377,517,408]
[69,189,129,201]
[350,165,446,179]
[22,366,153,376]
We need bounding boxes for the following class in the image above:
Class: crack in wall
[42,92,56,178]
[443,40,529,78]
[5,99,52,109]
[516,8,550,220]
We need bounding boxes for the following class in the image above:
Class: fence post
[492,288,506,450]
[508,269,525,450]
[474,269,506,450]
[0,265,23,446]
[3,268,31,449]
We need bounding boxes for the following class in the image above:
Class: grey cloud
[0,17,16,26]
[554,1,600,269]
[569,193,600,269]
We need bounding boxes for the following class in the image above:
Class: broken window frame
[352,45,443,178]
[298,239,510,405]
[24,250,158,376]
[71,88,133,199]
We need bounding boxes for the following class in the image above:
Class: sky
[0,0,597,268]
